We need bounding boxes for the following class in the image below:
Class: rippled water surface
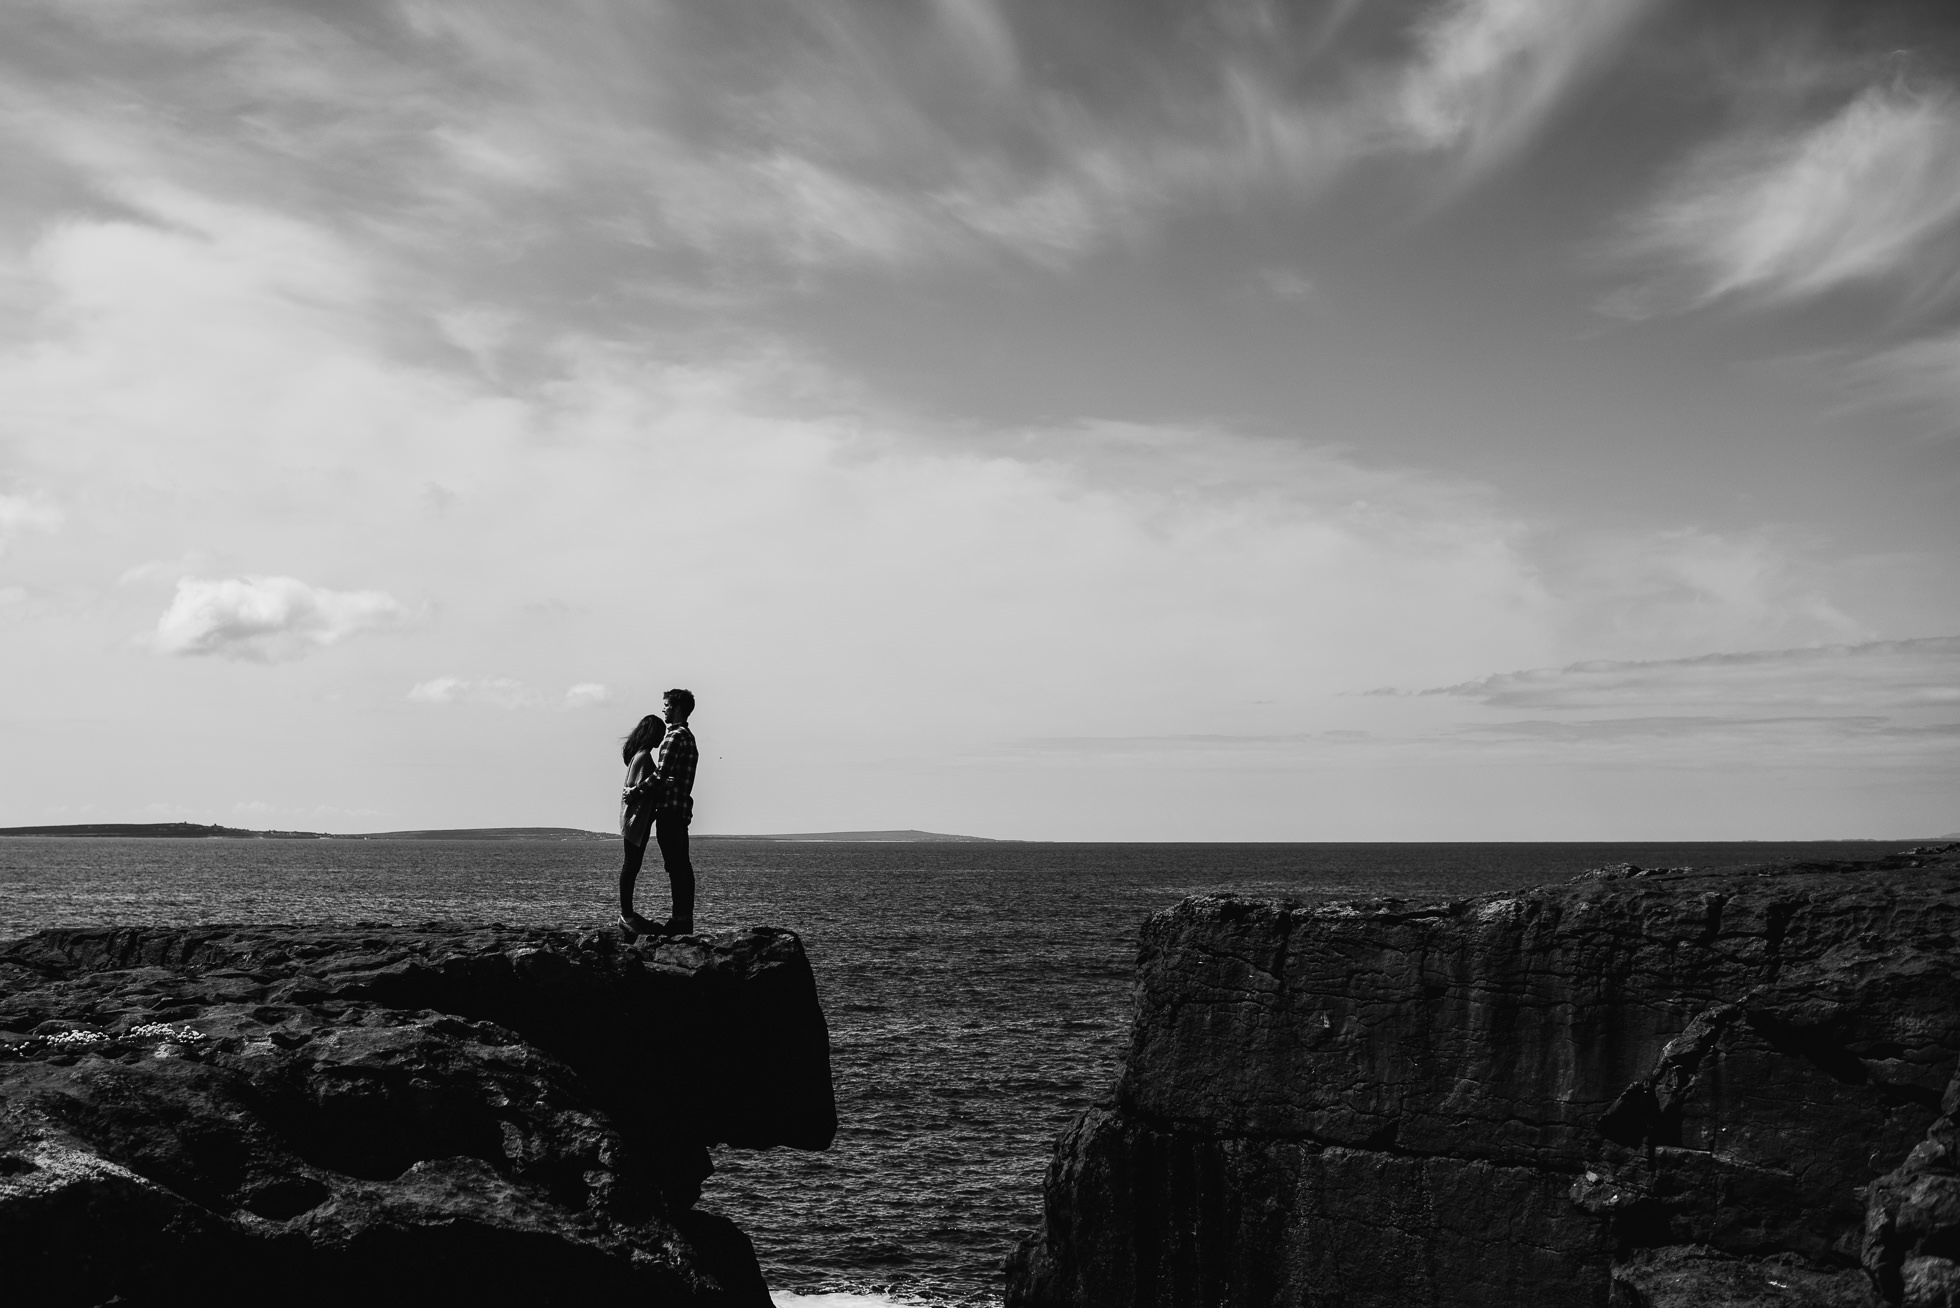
[0,836,1912,1305]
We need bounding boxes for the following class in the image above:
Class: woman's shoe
[619,911,655,942]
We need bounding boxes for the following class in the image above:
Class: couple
[618,688,698,941]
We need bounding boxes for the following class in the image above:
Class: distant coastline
[695,829,997,843]
[5,823,1939,844]
[0,822,996,843]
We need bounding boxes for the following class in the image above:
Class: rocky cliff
[1008,846,1960,1308]
[0,923,835,1306]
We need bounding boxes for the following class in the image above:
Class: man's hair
[664,688,696,716]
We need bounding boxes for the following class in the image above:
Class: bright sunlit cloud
[152,575,409,662]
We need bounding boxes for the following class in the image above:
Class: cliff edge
[1008,845,1960,1308]
[0,923,835,1306]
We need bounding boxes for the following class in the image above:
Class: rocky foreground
[1008,845,1960,1308]
[0,923,834,1306]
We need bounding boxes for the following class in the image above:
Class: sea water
[0,837,1914,1306]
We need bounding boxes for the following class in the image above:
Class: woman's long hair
[621,714,666,765]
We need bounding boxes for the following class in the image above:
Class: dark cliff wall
[0,923,835,1306]
[1008,846,1960,1308]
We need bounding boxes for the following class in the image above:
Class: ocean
[0,836,1917,1306]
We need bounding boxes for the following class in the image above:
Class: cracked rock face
[0,923,835,1307]
[1007,846,1960,1308]
[1865,1066,1960,1308]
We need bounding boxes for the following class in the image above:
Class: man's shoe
[660,918,694,936]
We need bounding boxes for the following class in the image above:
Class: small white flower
[127,1022,206,1042]
[46,1030,108,1046]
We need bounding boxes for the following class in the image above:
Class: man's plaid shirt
[652,723,698,817]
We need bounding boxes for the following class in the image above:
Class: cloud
[153,575,407,661]
[0,172,1893,732]
[1397,635,1960,712]
[407,676,535,708]
[408,677,614,710]
[1535,526,1870,658]
[969,730,1374,767]
[1390,0,1657,163]
[1609,81,1960,315]
[1313,635,1960,775]
[1438,711,1960,769]
[1461,714,1889,741]
[562,682,613,709]
[1253,266,1318,301]
[0,0,1660,292]
[0,178,1574,716]
[0,490,62,554]
[1849,328,1960,433]
[0,124,1938,837]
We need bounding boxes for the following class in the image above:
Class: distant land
[3,823,1941,845]
[0,822,995,843]
[695,829,997,843]
[0,822,337,840]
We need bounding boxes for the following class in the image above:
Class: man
[648,688,698,934]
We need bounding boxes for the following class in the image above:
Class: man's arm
[626,746,667,793]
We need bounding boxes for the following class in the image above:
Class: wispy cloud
[1440,711,1960,770]
[1538,526,1870,657]
[562,682,613,709]
[408,677,615,710]
[152,575,407,661]
[1609,81,1960,315]
[0,490,62,553]
[1001,729,1369,759]
[1461,714,1909,741]
[1849,328,1960,434]
[407,676,533,708]
[0,0,1665,294]
[1392,636,1960,712]
[1390,0,1657,163]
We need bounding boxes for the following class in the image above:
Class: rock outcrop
[1008,846,1960,1308]
[0,923,835,1306]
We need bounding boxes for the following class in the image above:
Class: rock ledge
[0,922,835,1306]
[1009,846,1960,1308]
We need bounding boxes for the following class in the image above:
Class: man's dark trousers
[655,812,693,931]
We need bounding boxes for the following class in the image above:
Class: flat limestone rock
[1008,845,1960,1308]
[1613,1246,1880,1308]
[0,922,836,1307]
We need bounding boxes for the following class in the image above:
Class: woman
[617,713,665,939]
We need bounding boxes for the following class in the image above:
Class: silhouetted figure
[648,689,699,934]
[618,713,665,939]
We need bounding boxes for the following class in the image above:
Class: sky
[0,0,1956,840]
